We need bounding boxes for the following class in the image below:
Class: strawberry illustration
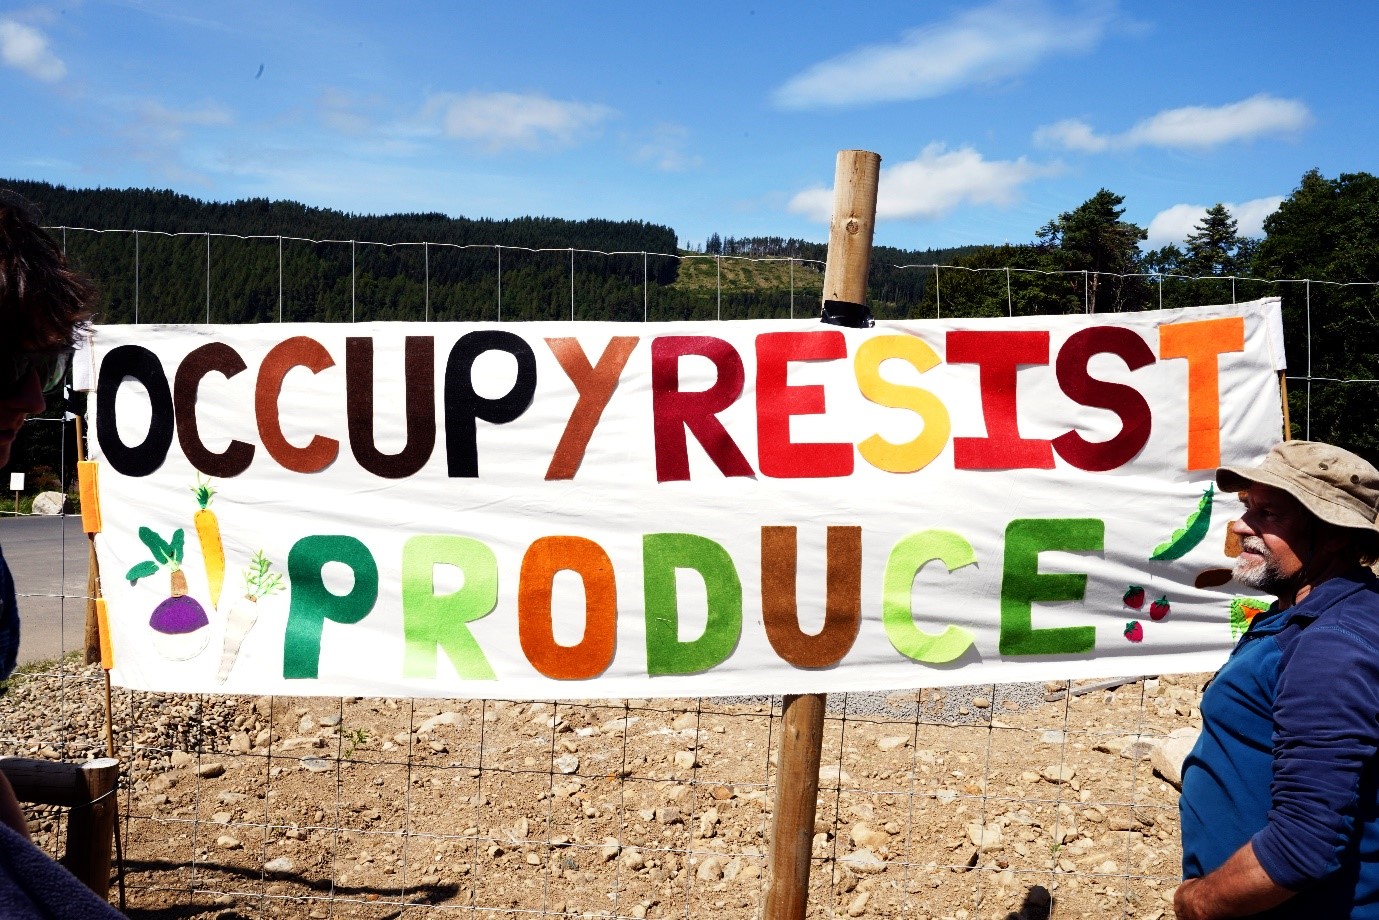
[1149,596,1171,621]
[1123,621,1144,643]
[1122,585,1145,609]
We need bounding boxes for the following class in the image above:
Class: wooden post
[765,149,881,920]
[74,414,102,666]
[0,756,119,898]
[819,150,881,328]
[1279,371,1292,440]
[764,693,828,920]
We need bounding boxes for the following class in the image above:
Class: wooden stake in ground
[74,414,102,666]
[820,150,881,328]
[764,149,881,920]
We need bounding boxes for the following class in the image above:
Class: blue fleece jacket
[1181,569,1379,918]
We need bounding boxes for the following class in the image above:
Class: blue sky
[1,1,1373,253]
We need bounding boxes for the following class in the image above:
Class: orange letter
[518,536,617,680]
[1159,317,1245,471]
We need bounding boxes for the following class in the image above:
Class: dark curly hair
[0,190,96,352]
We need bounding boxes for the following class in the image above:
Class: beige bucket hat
[1217,440,1379,533]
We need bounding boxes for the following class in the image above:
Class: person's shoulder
[1289,572,1379,659]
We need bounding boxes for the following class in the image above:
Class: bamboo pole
[765,149,881,920]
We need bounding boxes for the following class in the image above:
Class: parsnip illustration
[217,550,284,683]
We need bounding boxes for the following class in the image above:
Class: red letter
[756,331,853,479]
[651,336,753,482]
[1052,327,1156,472]
[948,330,1054,469]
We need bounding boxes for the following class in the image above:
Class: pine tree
[1048,189,1148,311]
[1183,204,1244,276]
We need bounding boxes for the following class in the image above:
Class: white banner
[87,299,1282,698]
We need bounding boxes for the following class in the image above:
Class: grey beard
[1233,546,1293,596]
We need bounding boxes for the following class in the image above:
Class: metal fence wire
[2,230,1374,919]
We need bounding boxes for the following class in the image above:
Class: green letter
[999,518,1102,656]
[402,535,498,680]
[284,535,379,679]
[643,533,741,675]
[882,529,977,663]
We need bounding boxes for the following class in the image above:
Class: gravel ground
[0,659,1207,920]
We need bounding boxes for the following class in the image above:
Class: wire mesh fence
[1,229,1374,918]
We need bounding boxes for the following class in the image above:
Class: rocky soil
[0,662,1208,920]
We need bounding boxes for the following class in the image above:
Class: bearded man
[1176,440,1379,919]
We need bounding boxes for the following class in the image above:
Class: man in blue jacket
[1176,440,1379,919]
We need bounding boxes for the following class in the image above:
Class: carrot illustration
[191,476,225,610]
[217,550,284,684]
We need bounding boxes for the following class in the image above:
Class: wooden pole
[0,756,119,898]
[1279,371,1292,440]
[764,693,827,920]
[74,414,102,666]
[819,150,881,328]
[765,149,881,920]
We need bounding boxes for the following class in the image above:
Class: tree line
[3,168,1378,470]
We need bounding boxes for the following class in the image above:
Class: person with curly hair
[0,192,125,917]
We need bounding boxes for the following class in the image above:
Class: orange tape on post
[95,598,113,670]
[77,461,101,534]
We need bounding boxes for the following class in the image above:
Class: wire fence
[1,228,1375,919]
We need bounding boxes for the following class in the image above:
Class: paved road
[0,515,92,665]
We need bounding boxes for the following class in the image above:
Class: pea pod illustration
[1150,484,1214,561]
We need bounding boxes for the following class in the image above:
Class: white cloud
[317,87,382,136]
[1145,197,1285,248]
[1231,196,1287,238]
[1037,95,1312,152]
[108,98,234,186]
[135,100,234,144]
[788,144,1057,223]
[0,19,65,82]
[423,91,616,152]
[1032,118,1109,152]
[630,123,702,172]
[773,0,1116,109]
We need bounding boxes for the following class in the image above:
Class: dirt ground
[2,662,1207,920]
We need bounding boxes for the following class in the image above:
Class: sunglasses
[1,349,72,395]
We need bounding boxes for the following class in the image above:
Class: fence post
[819,150,881,328]
[765,149,880,920]
[0,756,120,898]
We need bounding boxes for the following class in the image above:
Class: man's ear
[1316,522,1355,558]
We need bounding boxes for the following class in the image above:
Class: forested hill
[2,179,976,326]
[3,179,678,253]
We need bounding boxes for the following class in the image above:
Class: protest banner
[85,298,1283,698]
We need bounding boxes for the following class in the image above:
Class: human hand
[1173,877,1210,920]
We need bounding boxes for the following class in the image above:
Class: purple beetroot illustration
[125,526,211,661]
